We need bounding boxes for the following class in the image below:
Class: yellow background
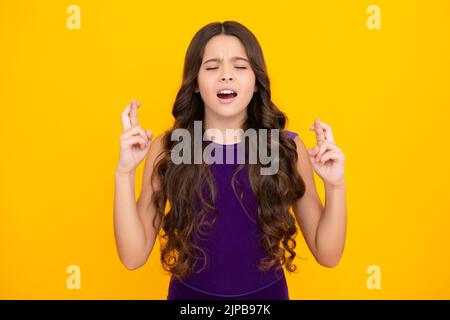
[1,0,449,299]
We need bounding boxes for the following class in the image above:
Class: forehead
[202,34,248,61]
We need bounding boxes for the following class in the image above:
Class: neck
[204,109,247,144]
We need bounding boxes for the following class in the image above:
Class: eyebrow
[203,56,249,64]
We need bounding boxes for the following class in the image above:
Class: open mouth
[217,89,238,99]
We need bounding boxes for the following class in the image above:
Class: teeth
[218,89,235,95]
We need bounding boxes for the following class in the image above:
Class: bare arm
[113,133,165,270]
[114,169,144,270]
[316,181,347,267]
[292,134,347,268]
[113,98,166,270]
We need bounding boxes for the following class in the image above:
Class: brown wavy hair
[150,21,305,281]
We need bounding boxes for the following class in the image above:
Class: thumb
[308,146,317,155]
[309,154,319,165]
[145,129,153,141]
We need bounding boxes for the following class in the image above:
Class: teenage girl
[114,21,347,300]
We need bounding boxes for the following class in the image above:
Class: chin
[209,104,247,118]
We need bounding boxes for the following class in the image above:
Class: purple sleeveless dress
[166,130,298,300]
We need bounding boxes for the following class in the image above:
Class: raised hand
[116,98,153,174]
[307,118,346,187]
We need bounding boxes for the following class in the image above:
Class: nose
[220,65,234,82]
[220,76,233,81]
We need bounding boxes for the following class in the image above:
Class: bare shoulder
[291,133,325,265]
[292,134,309,163]
[141,131,168,192]
[291,134,318,195]
[146,131,167,163]
[136,132,168,253]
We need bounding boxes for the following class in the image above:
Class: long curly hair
[150,21,305,281]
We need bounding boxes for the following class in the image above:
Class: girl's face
[196,34,256,121]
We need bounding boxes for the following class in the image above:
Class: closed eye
[206,67,247,70]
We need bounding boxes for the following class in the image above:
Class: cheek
[198,74,215,94]
[243,70,256,86]
[241,75,256,96]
